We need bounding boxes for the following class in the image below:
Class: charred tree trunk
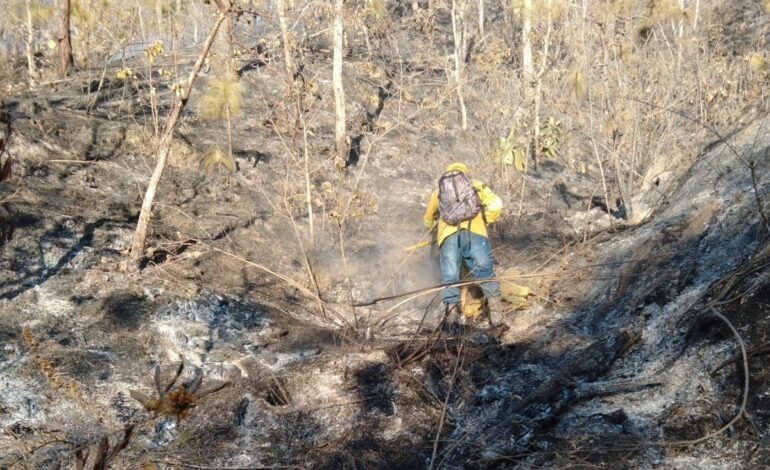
[58,0,75,76]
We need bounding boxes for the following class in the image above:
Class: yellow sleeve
[476,183,503,223]
[423,189,439,227]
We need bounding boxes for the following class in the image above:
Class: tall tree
[58,0,74,76]
[25,0,37,86]
[333,0,347,164]
[275,0,295,82]
[451,0,468,131]
[531,0,553,168]
[128,8,229,268]
[520,0,534,81]
[477,0,484,36]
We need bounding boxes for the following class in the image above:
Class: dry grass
[198,75,243,121]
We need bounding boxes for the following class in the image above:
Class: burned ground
[1,11,770,470]
[1,88,769,469]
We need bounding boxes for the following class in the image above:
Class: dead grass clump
[198,75,243,121]
[200,146,235,175]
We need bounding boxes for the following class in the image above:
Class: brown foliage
[129,361,229,421]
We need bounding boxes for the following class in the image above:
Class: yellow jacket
[423,180,503,246]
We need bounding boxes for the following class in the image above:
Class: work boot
[485,296,504,327]
[443,303,462,333]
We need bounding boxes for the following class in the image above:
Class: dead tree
[128,7,229,268]
[58,0,75,76]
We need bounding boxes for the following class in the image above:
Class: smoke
[307,200,443,325]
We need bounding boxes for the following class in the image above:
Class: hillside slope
[0,83,768,468]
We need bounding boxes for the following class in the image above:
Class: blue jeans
[439,230,499,305]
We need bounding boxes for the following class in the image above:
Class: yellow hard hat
[446,162,468,173]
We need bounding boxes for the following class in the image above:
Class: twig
[163,460,305,470]
[210,246,317,299]
[0,186,22,204]
[209,245,350,327]
[86,60,110,115]
[749,160,770,236]
[47,159,103,164]
[284,199,331,321]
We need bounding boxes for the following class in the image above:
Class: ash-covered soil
[2,41,770,470]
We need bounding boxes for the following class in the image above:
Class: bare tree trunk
[224,2,235,161]
[520,0,533,81]
[478,0,484,36]
[692,0,700,31]
[581,0,613,228]
[362,23,373,61]
[532,80,542,167]
[677,0,685,71]
[25,0,37,86]
[518,0,535,165]
[532,0,553,168]
[58,0,74,76]
[129,11,228,268]
[333,0,348,163]
[451,0,468,131]
[225,3,235,73]
[275,0,295,81]
[156,0,165,38]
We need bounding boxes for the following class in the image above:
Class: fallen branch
[353,244,732,309]
[47,159,104,164]
[163,460,305,470]
[575,375,664,399]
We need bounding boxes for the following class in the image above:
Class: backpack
[438,170,482,225]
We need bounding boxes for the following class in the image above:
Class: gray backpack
[438,170,482,225]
